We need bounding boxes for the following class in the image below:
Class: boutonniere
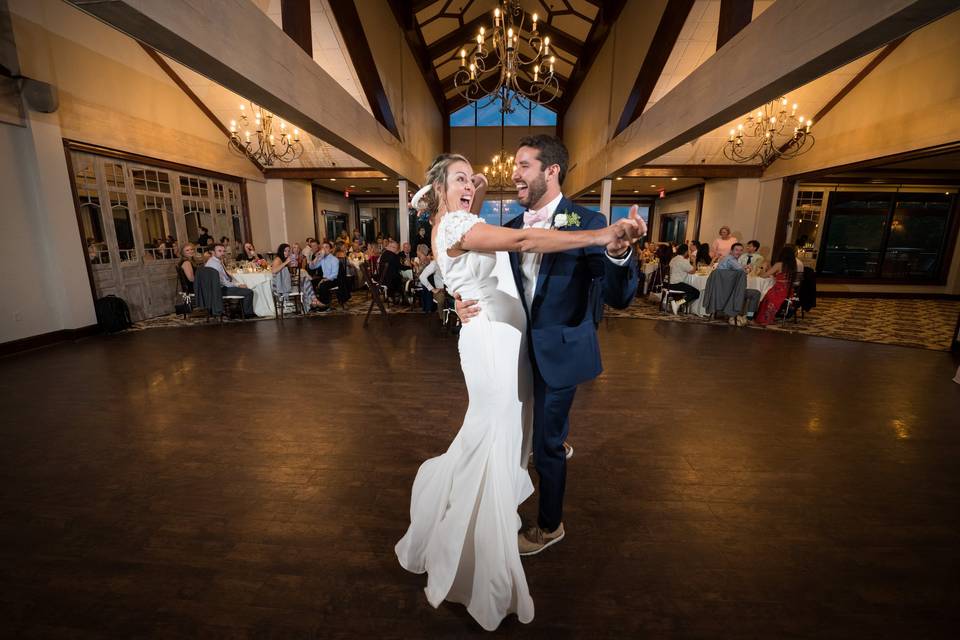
[553,211,581,228]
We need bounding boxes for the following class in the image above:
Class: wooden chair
[658,265,688,315]
[360,261,389,327]
[273,267,304,320]
[779,271,805,327]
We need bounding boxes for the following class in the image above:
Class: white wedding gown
[395,210,535,631]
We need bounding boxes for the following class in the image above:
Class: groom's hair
[518,134,569,185]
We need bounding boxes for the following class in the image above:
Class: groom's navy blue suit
[505,197,638,532]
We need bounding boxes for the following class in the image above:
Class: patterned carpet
[134,293,960,352]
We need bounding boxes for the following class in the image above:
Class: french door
[70,150,246,320]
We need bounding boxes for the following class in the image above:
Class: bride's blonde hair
[416,153,469,224]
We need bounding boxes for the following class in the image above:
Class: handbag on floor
[94,295,133,333]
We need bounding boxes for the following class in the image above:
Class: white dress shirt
[519,193,632,304]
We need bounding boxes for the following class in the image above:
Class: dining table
[682,269,774,317]
[230,269,276,317]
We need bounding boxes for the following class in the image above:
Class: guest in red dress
[754,244,799,326]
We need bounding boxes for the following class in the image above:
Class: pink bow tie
[524,208,551,226]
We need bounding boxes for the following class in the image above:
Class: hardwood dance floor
[1,317,958,638]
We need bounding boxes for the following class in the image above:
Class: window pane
[819,194,890,277]
[449,104,476,127]
[503,107,529,126]
[881,196,950,279]
[478,199,524,226]
[111,192,137,262]
[476,99,502,126]
[138,195,176,260]
[529,104,557,126]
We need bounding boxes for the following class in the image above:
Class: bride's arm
[457,221,622,255]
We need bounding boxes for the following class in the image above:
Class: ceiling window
[450,92,557,128]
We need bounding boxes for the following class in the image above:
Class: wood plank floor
[1,316,958,638]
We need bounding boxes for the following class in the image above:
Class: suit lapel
[503,213,529,317]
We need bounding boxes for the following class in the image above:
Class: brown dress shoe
[518,523,565,556]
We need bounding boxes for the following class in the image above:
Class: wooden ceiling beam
[280,0,312,57]
[66,0,426,181]
[622,164,762,178]
[563,0,958,196]
[387,0,448,117]
[556,0,626,115]
[614,0,695,137]
[717,0,753,50]
[328,0,401,139]
[263,168,388,180]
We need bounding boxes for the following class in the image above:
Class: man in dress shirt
[717,243,746,271]
[739,240,765,272]
[667,244,699,314]
[308,241,339,309]
[204,243,254,317]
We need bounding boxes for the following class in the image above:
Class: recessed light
[365,190,370,193]
[633,190,639,194]
[330,178,336,182]
[349,185,356,188]
[650,184,656,188]
[616,177,623,181]
[671,177,678,181]
[381,177,387,181]
[590,189,596,193]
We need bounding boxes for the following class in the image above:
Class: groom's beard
[517,173,548,209]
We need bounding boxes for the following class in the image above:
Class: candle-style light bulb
[460,49,466,66]
[544,36,550,55]
[532,12,538,31]
[293,128,299,141]
[806,120,812,132]
[239,104,245,111]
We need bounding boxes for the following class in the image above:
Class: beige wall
[313,188,354,240]
[357,0,442,176]
[563,0,667,192]
[694,177,784,254]
[652,189,700,242]
[764,12,960,179]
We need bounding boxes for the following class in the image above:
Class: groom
[459,134,644,555]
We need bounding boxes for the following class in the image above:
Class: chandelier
[723,96,814,164]
[453,0,559,113]
[228,102,303,166]
[483,150,515,190]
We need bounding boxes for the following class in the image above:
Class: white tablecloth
[231,271,275,317]
[682,271,774,317]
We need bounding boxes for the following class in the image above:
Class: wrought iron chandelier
[453,0,559,113]
[723,96,814,165]
[228,102,303,166]
[483,150,515,190]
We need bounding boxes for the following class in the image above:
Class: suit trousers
[532,363,577,533]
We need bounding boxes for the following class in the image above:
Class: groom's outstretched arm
[583,213,638,310]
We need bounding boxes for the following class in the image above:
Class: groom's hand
[454,293,480,323]
[606,219,638,256]
[629,204,648,238]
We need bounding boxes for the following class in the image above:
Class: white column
[398,179,410,245]
[264,179,289,248]
[599,178,613,222]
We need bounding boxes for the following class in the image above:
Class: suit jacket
[505,197,638,388]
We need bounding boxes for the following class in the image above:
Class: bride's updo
[416,153,469,222]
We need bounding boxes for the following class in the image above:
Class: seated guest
[666,244,699,314]
[366,243,381,275]
[754,244,799,326]
[739,240,764,272]
[717,242,746,270]
[378,240,404,298]
[308,241,339,310]
[241,242,262,262]
[176,242,199,293]
[417,250,443,314]
[205,243,255,317]
[695,242,713,267]
[302,237,316,260]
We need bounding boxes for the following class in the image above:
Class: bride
[395,153,638,630]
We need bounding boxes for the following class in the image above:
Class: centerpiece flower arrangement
[256,258,268,270]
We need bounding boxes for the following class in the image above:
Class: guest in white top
[665,243,700,314]
[739,240,765,272]
[417,252,445,314]
[710,226,739,259]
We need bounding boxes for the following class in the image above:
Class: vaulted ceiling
[402,0,616,112]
